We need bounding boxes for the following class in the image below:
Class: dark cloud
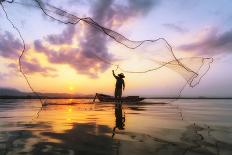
[45,25,75,45]
[0,31,23,59]
[179,28,232,55]
[163,23,188,33]
[92,0,160,26]
[91,0,114,22]
[127,0,160,15]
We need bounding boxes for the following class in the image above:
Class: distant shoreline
[0,96,93,99]
[1,88,232,100]
[1,96,232,99]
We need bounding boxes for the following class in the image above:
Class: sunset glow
[1,1,232,155]
[0,0,231,97]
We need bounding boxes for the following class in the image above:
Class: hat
[118,73,125,78]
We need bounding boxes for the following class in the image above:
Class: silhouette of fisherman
[112,70,125,99]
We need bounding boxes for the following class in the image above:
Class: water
[0,99,232,155]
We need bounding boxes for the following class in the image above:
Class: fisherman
[112,70,125,99]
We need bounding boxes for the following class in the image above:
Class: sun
[69,86,74,91]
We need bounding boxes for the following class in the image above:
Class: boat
[93,93,145,102]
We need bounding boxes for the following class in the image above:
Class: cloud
[33,0,159,78]
[179,28,232,55]
[34,39,112,78]
[34,39,48,52]
[45,25,76,45]
[1,0,160,79]
[67,0,90,5]
[163,23,188,33]
[0,31,23,59]
[77,0,160,76]
[0,30,56,77]
[127,0,160,15]
[8,59,57,77]
[0,73,7,80]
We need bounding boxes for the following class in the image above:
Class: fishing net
[0,0,213,103]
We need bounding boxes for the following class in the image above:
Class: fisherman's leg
[114,91,119,105]
[114,88,118,98]
[118,89,122,99]
[115,88,121,98]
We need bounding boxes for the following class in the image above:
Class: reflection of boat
[94,93,145,102]
[43,102,79,106]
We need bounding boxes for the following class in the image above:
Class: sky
[0,0,232,97]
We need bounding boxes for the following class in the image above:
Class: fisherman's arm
[123,80,125,91]
[112,70,117,79]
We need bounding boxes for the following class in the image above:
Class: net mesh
[0,0,214,103]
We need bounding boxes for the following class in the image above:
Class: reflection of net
[1,0,213,102]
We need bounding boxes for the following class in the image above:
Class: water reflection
[112,103,126,138]
[0,99,232,155]
[34,123,116,155]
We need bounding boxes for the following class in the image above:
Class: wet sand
[0,99,232,155]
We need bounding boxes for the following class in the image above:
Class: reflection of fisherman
[112,70,125,99]
[112,104,125,138]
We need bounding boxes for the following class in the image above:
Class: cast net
[0,0,213,102]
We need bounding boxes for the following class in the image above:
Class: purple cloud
[179,28,232,55]
[34,39,112,78]
[127,0,160,15]
[90,0,160,27]
[0,30,56,77]
[8,59,57,77]
[0,73,7,80]
[67,0,89,5]
[33,0,159,77]
[34,39,49,53]
[45,25,75,45]
[163,23,188,33]
[0,31,23,59]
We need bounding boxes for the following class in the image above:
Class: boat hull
[94,93,145,102]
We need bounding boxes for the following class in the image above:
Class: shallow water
[0,99,232,155]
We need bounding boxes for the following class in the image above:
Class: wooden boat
[94,93,145,102]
